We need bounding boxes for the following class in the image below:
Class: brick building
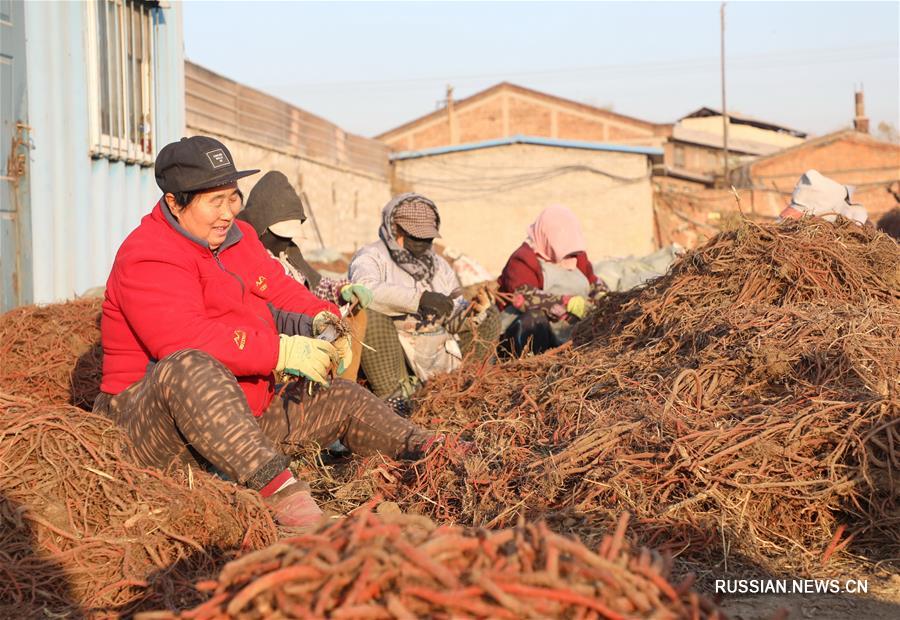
[730,129,900,220]
[661,107,807,183]
[654,129,900,249]
[377,82,671,152]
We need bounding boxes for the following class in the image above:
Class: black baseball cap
[155,136,259,194]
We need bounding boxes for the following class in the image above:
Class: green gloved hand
[332,334,353,375]
[340,283,373,308]
[566,295,587,319]
[276,335,338,385]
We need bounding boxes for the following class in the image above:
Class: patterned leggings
[360,307,502,398]
[93,349,431,490]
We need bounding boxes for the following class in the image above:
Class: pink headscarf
[526,205,587,270]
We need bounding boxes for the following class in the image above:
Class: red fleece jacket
[497,242,597,307]
[100,200,338,416]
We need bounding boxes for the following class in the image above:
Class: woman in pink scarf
[498,205,607,355]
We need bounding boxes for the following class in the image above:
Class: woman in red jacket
[94,137,437,529]
[497,205,607,355]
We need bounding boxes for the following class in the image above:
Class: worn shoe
[264,485,324,529]
[385,395,414,418]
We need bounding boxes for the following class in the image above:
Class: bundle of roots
[0,395,278,617]
[0,297,103,408]
[297,218,899,578]
[140,503,722,620]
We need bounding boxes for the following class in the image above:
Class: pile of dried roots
[0,395,278,618]
[300,218,899,577]
[141,503,722,620]
[0,297,103,408]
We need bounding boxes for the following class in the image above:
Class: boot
[264,483,324,529]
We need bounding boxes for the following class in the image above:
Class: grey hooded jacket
[348,195,459,317]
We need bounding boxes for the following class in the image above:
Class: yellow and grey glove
[312,311,353,374]
[332,334,353,375]
[275,335,337,385]
[566,295,587,319]
[312,311,340,337]
[340,283,373,308]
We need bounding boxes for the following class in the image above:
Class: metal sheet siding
[22,1,184,304]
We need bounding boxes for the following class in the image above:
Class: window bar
[105,0,115,156]
[140,3,150,163]
[141,5,155,163]
[109,0,119,156]
[88,0,100,154]
[135,3,147,163]
[114,0,123,157]
[113,0,122,159]
[149,3,157,160]
[127,0,136,162]
[117,0,128,161]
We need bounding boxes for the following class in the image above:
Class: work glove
[332,334,353,375]
[312,311,341,337]
[418,291,454,318]
[275,335,337,385]
[312,311,353,374]
[471,288,492,313]
[340,283,373,309]
[565,295,587,319]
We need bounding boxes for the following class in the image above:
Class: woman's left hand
[332,334,353,374]
[340,283,374,308]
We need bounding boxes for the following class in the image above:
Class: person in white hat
[780,169,868,224]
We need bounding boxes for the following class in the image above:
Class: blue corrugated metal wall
[22,1,184,304]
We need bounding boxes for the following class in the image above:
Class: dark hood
[238,171,306,237]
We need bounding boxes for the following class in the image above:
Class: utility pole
[720,2,730,185]
[446,84,458,145]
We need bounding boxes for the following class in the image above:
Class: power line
[260,43,897,93]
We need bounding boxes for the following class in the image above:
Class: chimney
[853,89,869,133]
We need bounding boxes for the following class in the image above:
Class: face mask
[403,236,433,258]
[259,230,294,257]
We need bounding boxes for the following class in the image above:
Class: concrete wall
[187,130,391,253]
[185,61,392,253]
[382,85,667,152]
[393,143,657,274]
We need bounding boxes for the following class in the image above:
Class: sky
[183,1,900,140]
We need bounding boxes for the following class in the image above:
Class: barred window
[86,0,156,165]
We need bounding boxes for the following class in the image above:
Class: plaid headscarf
[378,193,440,283]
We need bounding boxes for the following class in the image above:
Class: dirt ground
[718,572,900,619]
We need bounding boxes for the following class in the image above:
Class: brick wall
[744,132,900,220]
[383,85,666,152]
[653,132,900,250]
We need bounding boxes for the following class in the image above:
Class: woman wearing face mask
[497,205,607,356]
[237,171,372,381]
[348,194,500,405]
[94,137,440,530]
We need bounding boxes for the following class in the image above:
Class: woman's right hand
[276,335,338,385]
[418,291,454,318]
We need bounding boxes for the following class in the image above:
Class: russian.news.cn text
[714,579,868,595]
